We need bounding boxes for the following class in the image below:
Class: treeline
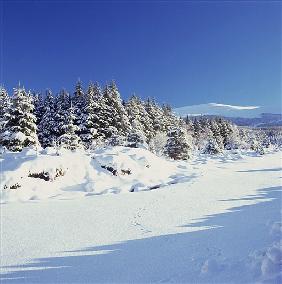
[0,80,277,159]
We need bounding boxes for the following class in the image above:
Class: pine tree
[0,86,11,143]
[78,82,98,148]
[209,119,224,149]
[73,79,85,129]
[89,82,109,139]
[126,95,153,142]
[144,98,164,133]
[126,120,147,149]
[162,104,180,132]
[108,134,126,147]
[58,103,82,151]
[33,92,45,128]
[203,138,222,155]
[103,81,131,138]
[191,117,213,151]
[2,86,39,151]
[164,127,192,160]
[38,90,57,147]
[216,118,233,149]
[55,89,71,137]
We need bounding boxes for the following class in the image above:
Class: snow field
[0,149,281,283]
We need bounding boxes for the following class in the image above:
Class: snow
[0,146,185,203]
[0,149,281,283]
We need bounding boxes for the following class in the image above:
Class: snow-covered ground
[0,149,281,283]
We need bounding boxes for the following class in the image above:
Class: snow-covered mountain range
[174,103,282,127]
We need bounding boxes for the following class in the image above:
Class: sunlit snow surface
[0,148,281,283]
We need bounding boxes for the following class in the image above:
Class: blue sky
[0,1,281,108]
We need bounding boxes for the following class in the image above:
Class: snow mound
[248,221,282,283]
[0,146,188,203]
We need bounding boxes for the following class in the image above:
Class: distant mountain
[173,103,282,127]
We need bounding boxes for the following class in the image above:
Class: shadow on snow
[1,186,281,283]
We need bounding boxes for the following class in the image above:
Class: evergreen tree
[55,89,71,137]
[126,95,153,142]
[126,121,148,149]
[103,81,131,138]
[38,90,57,147]
[0,86,10,142]
[89,82,109,139]
[2,86,39,151]
[58,103,82,151]
[78,82,98,148]
[203,138,222,155]
[73,79,85,129]
[33,92,45,127]
[216,118,234,149]
[209,119,224,149]
[162,104,180,132]
[144,98,164,133]
[108,134,126,147]
[164,127,192,160]
[191,117,213,150]
[250,138,265,155]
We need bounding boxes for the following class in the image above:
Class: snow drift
[0,146,189,203]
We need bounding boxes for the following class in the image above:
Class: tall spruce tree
[209,119,224,149]
[78,82,98,148]
[0,86,11,143]
[162,104,180,132]
[73,79,85,130]
[58,103,82,151]
[103,81,131,138]
[33,92,45,128]
[55,89,71,137]
[144,98,164,133]
[38,90,57,147]
[2,86,39,151]
[89,82,109,139]
[126,95,153,142]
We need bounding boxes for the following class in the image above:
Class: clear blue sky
[0,0,281,108]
